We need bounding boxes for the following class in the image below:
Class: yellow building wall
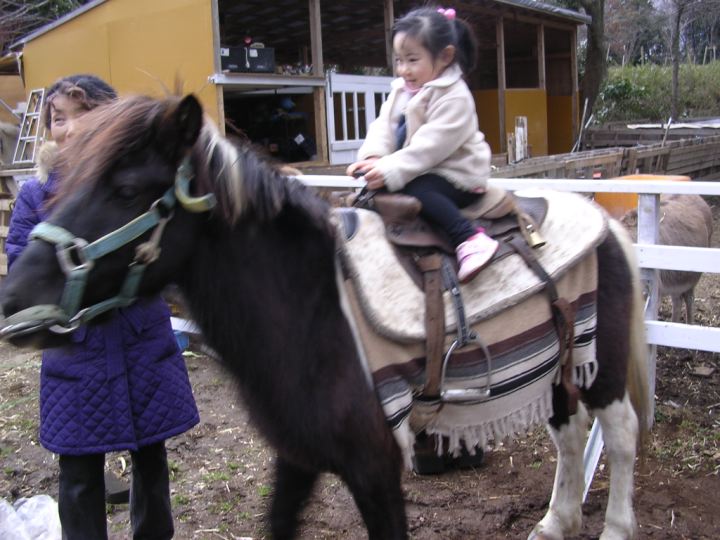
[21,0,218,122]
[546,95,574,155]
[505,89,548,157]
[473,90,501,154]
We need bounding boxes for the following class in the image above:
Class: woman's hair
[43,74,117,129]
[393,7,478,75]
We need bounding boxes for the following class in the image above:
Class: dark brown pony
[0,95,649,540]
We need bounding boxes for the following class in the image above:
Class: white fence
[324,73,393,165]
[298,175,720,359]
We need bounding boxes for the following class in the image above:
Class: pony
[621,194,713,323]
[0,94,649,540]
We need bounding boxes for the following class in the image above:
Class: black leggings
[401,173,481,246]
[58,442,173,540]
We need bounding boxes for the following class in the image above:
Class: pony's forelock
[56,95,173,203]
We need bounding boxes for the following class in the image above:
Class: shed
[11,0,589,165]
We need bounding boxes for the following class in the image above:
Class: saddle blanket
[340,251,599,468]
[335,190,607,466]
[337,189,608,343]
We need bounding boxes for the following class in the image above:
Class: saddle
[353,186,547,287]
[343,185,580,414]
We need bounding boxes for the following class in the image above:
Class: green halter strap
[3,156,217,335]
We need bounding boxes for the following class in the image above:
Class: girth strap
[416,253,445,398]
[507,235,579,415]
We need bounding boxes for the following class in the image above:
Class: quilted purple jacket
[6,173,199,455]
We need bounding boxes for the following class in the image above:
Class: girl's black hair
[393,7,478,75]
[43,74,117,129]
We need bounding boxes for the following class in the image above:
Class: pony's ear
[176,94,203,149]
[158,94,203,157]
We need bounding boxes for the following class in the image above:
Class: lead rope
[134,211,173,264]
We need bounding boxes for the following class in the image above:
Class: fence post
[637,192,660,427]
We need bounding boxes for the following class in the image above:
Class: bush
[595,63,720,123]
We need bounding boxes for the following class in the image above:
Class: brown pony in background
[622,194,713,323]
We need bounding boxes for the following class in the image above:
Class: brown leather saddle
[355,185,548,287]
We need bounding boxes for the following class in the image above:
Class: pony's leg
[670,294,683,323]
[269,457,319,539]
[334,428,407,540]
[529,402,589,540]
[594,393,639,540]
[682,289,695,324]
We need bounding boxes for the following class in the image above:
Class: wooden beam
[209,0,225,134]
[538,24,546,90]
[496,17,506,153]
[384,0,394,70]
[309,0,324,76]
[571,26,579,145]
[313,87,329,163]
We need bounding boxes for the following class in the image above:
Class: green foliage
[595,63,720,122]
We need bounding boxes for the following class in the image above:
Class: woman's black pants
[58,441,173,540]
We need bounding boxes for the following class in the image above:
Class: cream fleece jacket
[357,64,491,192]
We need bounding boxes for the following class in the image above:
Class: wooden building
[10,0,589,165]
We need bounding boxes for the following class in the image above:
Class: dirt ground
[1,201,719,540]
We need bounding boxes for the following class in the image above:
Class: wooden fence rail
[492,134,720,180]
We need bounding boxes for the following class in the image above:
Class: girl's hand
[362,167,386,190]
[346,157,379,177]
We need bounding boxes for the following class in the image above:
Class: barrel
[594,174,691,218]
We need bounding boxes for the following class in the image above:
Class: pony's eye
[116,185,138,201]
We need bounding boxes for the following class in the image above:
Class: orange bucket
[594,174,691,219]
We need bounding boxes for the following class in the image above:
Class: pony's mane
[191,119,329,228]
[55,95,331,233]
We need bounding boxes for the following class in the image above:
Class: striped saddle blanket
[335,190,609,466]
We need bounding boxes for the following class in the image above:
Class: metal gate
[325,73,393,165]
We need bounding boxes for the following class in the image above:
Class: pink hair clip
[437,7,456,20]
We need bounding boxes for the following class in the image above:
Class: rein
[0,156,216,338]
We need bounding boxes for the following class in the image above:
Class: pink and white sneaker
[456,229,500,284]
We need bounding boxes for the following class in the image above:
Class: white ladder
[12,88,45,166]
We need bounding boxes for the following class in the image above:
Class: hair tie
[437,7,456,20]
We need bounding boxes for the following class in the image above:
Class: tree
[683,0,720,63]
[605,0,665,65]
[655,0,719,118]
[0,0,86,53]
[553,0,607,124]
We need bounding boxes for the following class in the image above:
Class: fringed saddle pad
[336,190,607,343]
[335,190,607,467]
[340,251,599,468]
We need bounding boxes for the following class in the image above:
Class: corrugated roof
[9,0,109,49]
[494,0,591,24]
[11,0,589,50]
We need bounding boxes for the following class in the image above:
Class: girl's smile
[393,32,454,91]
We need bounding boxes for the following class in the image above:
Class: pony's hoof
[528,522,562,540]
[412,451,446,475]
[528,534,555,540]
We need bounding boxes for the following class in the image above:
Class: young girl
[6,74,199,539]
[347,6,498,283]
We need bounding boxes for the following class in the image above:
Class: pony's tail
[608,218,650,458]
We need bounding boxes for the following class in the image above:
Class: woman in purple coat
[6,74,199,540]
